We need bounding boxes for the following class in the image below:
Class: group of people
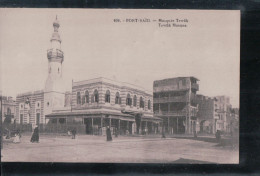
[68,128,77,139]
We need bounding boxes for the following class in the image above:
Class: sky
[0,9,240,108]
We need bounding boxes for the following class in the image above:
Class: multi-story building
[15,16,66,126]
[46,77,161,135]
[153,77,199,134]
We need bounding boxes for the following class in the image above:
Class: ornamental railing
[153,96,188,103]
[47,48,64,59]
[154,110,187,116]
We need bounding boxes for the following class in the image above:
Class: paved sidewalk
[2,134,239,163]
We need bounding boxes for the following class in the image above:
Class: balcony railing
[154,110,187,116]
[153,96,188,103]
[47,49,64,60]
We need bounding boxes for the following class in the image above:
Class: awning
[45,109,135,121]
[141,116,163,123]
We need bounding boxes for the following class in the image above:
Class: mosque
[15,17,162,135]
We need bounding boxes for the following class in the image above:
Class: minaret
[44,16,65,116]
[46,15,64,82]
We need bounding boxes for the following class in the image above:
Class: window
[182,79,186,86]
[85,91,89,103]
[126,93,132,106]
[47,102,50,107]
[94,89,99,103]
[77,92,81,104]
[20,114,23,125]
[115,92,121,104]
[133,95,137,107]
[105,90,110,103]
[148,100,151,110]
[140,97,144,108]
[82,93,85,104]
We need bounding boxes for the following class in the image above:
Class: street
[1,134,239,163]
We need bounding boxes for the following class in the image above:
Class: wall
[16,91,44,124]
[72,79,153,113]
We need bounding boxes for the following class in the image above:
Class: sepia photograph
[0,8,240,164]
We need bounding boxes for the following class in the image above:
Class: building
[153,77,199,134]
[14,17,161,135]
[195,95,218,134]
[214,96,232,133]
[46,77,161,135]
[196,94,233,134]
[1,95,16,124]
[15,16,66,126]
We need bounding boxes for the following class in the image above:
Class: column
[91,118,93,135]
[119,119,121,135]
[119,119,120,130]
[167,117,170,134]
[127,121,129,132]
[176,117,178,134]
[168,103,170,134]
[101,117,103,135]
[109,118,111,128]
[146,121,148,135]
[140,121,142,134]
[56,118,59,134]
[158,94,161,113]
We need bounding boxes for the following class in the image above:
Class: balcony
[191,83,199,91]
[47,49,64,61]
[153,96,188,103]
[154,110,187,116]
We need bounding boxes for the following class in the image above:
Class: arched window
[85,91,89,103]
[105,90,110,103]
[94,89,99,103]
[82,92,85,105]
[126,93,132,106]
[133,95,137,107]
[115,92,121,104]
[148,100,151,110]
[140,97,144,108]
[77,92,81,104]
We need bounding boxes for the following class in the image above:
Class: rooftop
[73,77,153,95]
[17,90,44,97]
[154,76,199,83]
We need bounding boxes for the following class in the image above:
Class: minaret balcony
[47,49,64,61]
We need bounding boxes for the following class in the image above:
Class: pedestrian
[5,128,11,139]
[30,125,39,143]
[71,128,76,139]
[215,130,221,142]
[194,130,197,138]
[161,127,166,139]
[115,127,118,138]
[13,132,21,143]
[106,126,112,141]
